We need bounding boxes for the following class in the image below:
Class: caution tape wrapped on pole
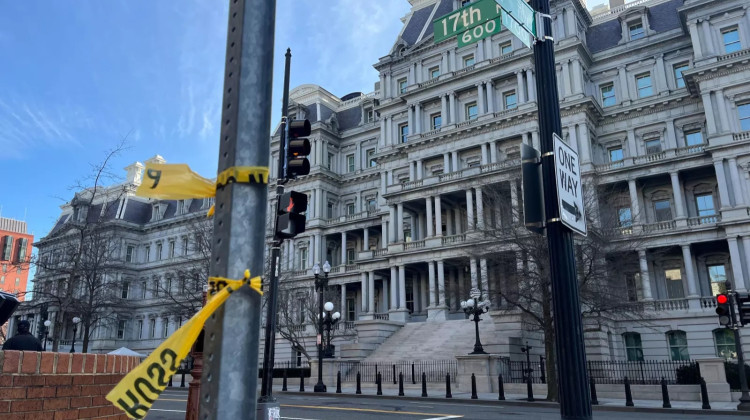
[106,271,262,419]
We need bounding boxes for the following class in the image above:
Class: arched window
[666,330,690,361]
[713,328,736,359]
[623,332,643,361]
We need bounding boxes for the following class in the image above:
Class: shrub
[675,362,700,385]
[724,361,750,391]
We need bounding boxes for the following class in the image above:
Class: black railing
[258,360,311,379]
[337,360,457,383]
[587,360,695,385]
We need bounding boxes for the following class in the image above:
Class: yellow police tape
[106,271,262,419]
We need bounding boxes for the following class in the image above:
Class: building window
[117,320,126,339]
[327,202,334,219]
[636,73,653,98]
[169,240,175,258]
[629,21,644,40]
[618,207,632,227]
[695,193,715,217]
[722,27,741,54]
[739,103,750,131]
[713,328,736,359]
[367,149,376,167]
[465,102,478,120]
[431,113,442,130]
[623,332,644,361]
[162,318,169,338]
[1,236,13,261]
[367,198,377,212]
[182,237,189,255]
[644,139,661,154]
[365,109,374,123]
[346,249,355,264]
[347,154,355,173]
[653,200,672,222]
[137,320,143,339]
[500,41,513,55]
[463,55,475,67]
[327,153,334,170]
[144,246,151,263]
[149,319,156,338]
[429,66,440,79]
[399,124,409,143]
[398,78,407,94]
[299,248,308,270]
[685,130,703,146]
[121,282,129,299]
[347,203,356,215]
[674,63,689,89]
[707,264,727,295]
[609,147,623,162]
[346,298,356,321]
[504,91,517,110]
[665,268,685,299]
[666,330,689,361]
[156,243,163,261]
[126,246,134,263]
[600,83,616,107]
[625,273,639,302]
[141,281,147,299]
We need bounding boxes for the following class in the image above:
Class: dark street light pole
[521,343,532,381]
[323,303,340,358]
[313,261,331,392]
[70,316,80,353]
[461,288,490,355]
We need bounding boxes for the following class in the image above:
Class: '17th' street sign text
[554,134,586,236]
[433,0,502,43]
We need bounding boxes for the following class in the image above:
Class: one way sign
[554,134,587,236]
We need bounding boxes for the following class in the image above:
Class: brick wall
[0,350,141,420]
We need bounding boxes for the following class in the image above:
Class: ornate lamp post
[70,316,81,353]
[43,320,51,351]
[313,261,331,392]
[322,302,340,358]
[460,288,490,355]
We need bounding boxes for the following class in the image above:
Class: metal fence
[503,359,547,384]
[336,360,457,383]
[587,360,695,385]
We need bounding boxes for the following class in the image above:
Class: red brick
[3,413,25,420]
[71,354,84,374]
[45,375,72,386]
[0,375,12,387]
[97,406,115,416]
[53,409,78,420]
[92,395,109,406]
[13,375,45,386]
[80,384,101,396]
[70,396,92,408]
[56,353,71,374]
[1,386,28,398]
[82,354,95,373]
[105,355,115,373]
[2,351,21,373]
[73,374,94,385]
[20,352,39,374]
[77,407,99,418]
[27,386,57,398]
[11,399,40,412]
[56,385,81,397]
[22,412,51,420]
[40,353,56,374]
[0,400,9,412]
[43,397,70,410]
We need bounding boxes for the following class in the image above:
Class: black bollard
[471,373,478,399]
[168,374,173,387]
[624,376,633,407]
[660,377,671,409]
[180,371,186,388]
[393,364,397,385]
[700,377,711,410]
[498,374,505,401]
[300,369,305,392]
[377,372,383,396]
[590,377,599,405]
[336,371,342,394]
[399,372,405,396]
[526,370,534,402]
[356,372,362,395]
[412,363,416,384]
[445,373,452,398]
[282,369,288,392]
[421,372,428,397]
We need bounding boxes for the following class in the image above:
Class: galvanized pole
[200,0,276,419]
[729,292,750,410]
[530,0,592,418]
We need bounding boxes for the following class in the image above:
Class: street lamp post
[313,261,331,393]
[70,316,81,353]
[322,302,340,358]
[521,343,533,381]
[460,288,490,355]
[43,320,51,351]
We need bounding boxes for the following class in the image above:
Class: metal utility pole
[531,0,592,418]
[727,288,750,410]
[200,0,276,418]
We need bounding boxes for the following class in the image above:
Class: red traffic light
[717,294,728,304]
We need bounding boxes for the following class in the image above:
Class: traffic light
[286,119,311,178]
[716,293,732,327]
[276,191,307,239]
[738,293,750,326]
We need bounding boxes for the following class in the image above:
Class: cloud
[0,98,84,159]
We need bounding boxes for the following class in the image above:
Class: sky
[0,0,605,289]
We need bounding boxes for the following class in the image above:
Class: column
[654,54,667,94]
[480,144,488,165]
[360,272,368,312]
[681,245,698,297]
[670,172,686,219]
[638,250,653,300]
[572,59,583,95]
[526,69,536,102]
[729,158,745,206]
[368,272,375,314]
[510,179,519,224]
[390,267,398,309]
[449,92,457,124]
[416,61,423,83]
[385,73,392,98]
[420,275,428,312]
[408,65,415,85]
[469,258,478,289]
[341,284,347,319]
[486,81,495,113]
[363,228,369,251]
[702,93,717,135]
[477,83,485,115]
[416,160,423,179]
[288,241,295,270]
[475,187,485,230]
[449,49,455,72]
[480,258,489,302]
[443,153,450,173]
[466,189,475,230]
[398,265,407,309]
[626,129,637,157]
[618,66,630,102]
[454,208,462,234]
[476,40,484,62]
[441,51,448,73]
[437,260,446,307]
[458,268,466,303]
[741,237,750,291]
[341,232,347,265]
[516,71,526,103]
[688,21,703,59]
[714,160,731,209]
[384,117,391,146]
[409,161,416,181]
[665,119,677,149]
[407,105,414,131]
[569,124,579,153]
[415,103,422,134]
[561,60,571,98]
[381,219,388,246]
[389,206,396,244]
[441,95,448,127]
[315,233,322,264]
[426,197,434,237]
[628,179,642,224]
[451,152,459,171]
[531,130,540,150]
[701,19,714,56]
[726,238,746,293]
[428,261,436,308]
[435,196,443,236]
[716,89,730,133]
[379,118,386,147]
[490,141,498,163]
[397,203,405,241]
[579,124,591,164]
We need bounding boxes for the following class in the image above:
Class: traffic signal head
[715,293,732,327]
[738,293,750,326]
[276,191,308,239]
[286,119,311,178]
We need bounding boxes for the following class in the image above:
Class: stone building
[265,0,750,364]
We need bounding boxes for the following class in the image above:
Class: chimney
[125,162,145,186]
[609,0,625,8]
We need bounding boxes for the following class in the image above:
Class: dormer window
[629,21,644,40]
[364,108,374,123]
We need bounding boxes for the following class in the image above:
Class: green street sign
[496,0,536,48]
[457,17,502,47]
[433,0,502,44]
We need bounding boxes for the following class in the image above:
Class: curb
[277,390,746,416]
